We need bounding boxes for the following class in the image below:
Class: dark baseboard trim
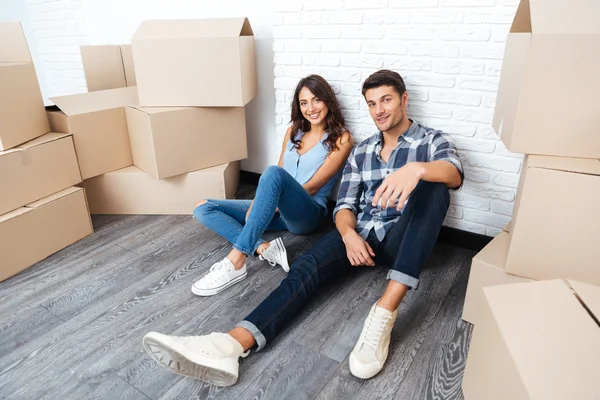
[241,170,492,252]
[438,226,492,252]
[240,170,261,185]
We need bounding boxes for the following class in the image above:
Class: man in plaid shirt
[144,70,464,386]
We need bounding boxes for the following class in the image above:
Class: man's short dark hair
[361,69,407,97]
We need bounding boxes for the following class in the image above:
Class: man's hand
[342,230,376,266]
[372,162,426,211]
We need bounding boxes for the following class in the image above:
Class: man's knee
[412,181,449,205]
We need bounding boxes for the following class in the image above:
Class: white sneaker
[191,258,247,296]
[258,237,290,272]
[349,302,398,379]
[142,331,249,386]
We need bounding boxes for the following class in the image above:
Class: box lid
[132,18,253,41]
[484,279,600,399]
[127,105,188,114]
[569,280,600,321]
[0,22,32,63]
[473,231,510,270]
[50,87,138,116]
[27,187,82,209]
[511,0,600,35]
[19,132,71,150]
[527,155,600,176]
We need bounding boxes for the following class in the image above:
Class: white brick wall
[273,0,522,236]
[26,0,88,98]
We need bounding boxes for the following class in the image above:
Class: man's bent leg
[350,181,449,379]
[236,229,352,350]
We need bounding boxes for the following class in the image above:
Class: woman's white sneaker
[349,302,398,379]
[192,258,247,296]
[142,331,249,386]
[259,237,290,272]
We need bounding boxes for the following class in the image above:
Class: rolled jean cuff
[387,270,420,290]
[234,239,266,257]
[236,320,267,351]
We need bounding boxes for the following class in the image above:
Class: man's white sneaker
[191,258,247,296]
[142,331,249,386]
[258,237,290,272]
[349,302,398,379]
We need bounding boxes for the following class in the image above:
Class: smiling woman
[187,74,354,298]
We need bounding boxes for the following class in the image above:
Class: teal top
[282,131,341,210]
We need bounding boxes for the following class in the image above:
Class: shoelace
[209,260,228,273]
[258,253,277,266]
[361,313,393,350]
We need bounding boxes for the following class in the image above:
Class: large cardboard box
[462,279,600,399]
[493,0,600,158]
[0,187,93,282]
[80,162,240,215]
[132,18,257,107]
[80,45,136,91]
[0,132,81,216]
[47,87,138,179]
[126,106,247,179]
[506,155,600,285]
[462,231,532,324]
[0,22,50,151]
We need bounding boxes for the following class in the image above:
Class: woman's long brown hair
[289,74,347,152]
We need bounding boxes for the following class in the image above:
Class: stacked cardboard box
[58,18,255,215]
[0,23,93,282]
[462,0,600,397]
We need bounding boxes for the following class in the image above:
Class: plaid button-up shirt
[333,120,463,241]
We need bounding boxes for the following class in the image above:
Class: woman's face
[298,86,329,127]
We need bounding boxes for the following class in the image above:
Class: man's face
[364,85,407,133]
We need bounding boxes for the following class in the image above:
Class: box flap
[127,105,188,114]
[473,231,510,270]
[0,22,32,63]
[0,207,31,223]
[529,0,600,34]
[27,187,82,209]
[569,280,600,324]
[19,132,71,150]
[132,18,253,41]
[50,87,139,116]
[528,155,600,176]
[510,0,532,33]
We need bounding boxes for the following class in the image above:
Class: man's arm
[333,146,376,266]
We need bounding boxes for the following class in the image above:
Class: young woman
[191,74,353,296]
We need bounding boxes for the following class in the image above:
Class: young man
[142,69,464,387]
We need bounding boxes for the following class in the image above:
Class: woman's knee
[260,165,287,184]
[193,199,211,222]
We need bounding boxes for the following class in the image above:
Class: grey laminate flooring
[0,183,475,400]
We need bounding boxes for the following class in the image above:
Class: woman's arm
[302,132,354,196]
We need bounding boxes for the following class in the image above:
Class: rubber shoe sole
[191,270,247,297]
[143,332,238,387]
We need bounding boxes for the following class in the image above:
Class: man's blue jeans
[193,166,327,256]
[236,180,451,350]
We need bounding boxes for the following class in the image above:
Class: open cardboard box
[80,44,136,91]
[46,87,138,180]
[493,0,600,158]
[463,279,600,399]
[132,18,256,107]
[0,22,49,151]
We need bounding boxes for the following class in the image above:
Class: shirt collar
[375,119,419,146]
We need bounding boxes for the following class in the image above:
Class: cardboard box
[462,231,532,324]
[80,45,136,91]
[0,187,93,282]
[126,106,247,179]
[47,87,138,179]
[132,18,257,107]
[462,279,600,399]
[506,155,600,285]
[0,132,81,216]
[80,162,239,215]
[493,0,600,158]
[0,22,50,151]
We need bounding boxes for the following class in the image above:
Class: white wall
[79,0,277,173]
[273,0,522,237]
[0,0,50,103]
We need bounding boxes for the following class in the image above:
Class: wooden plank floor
[0,184,475,400]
